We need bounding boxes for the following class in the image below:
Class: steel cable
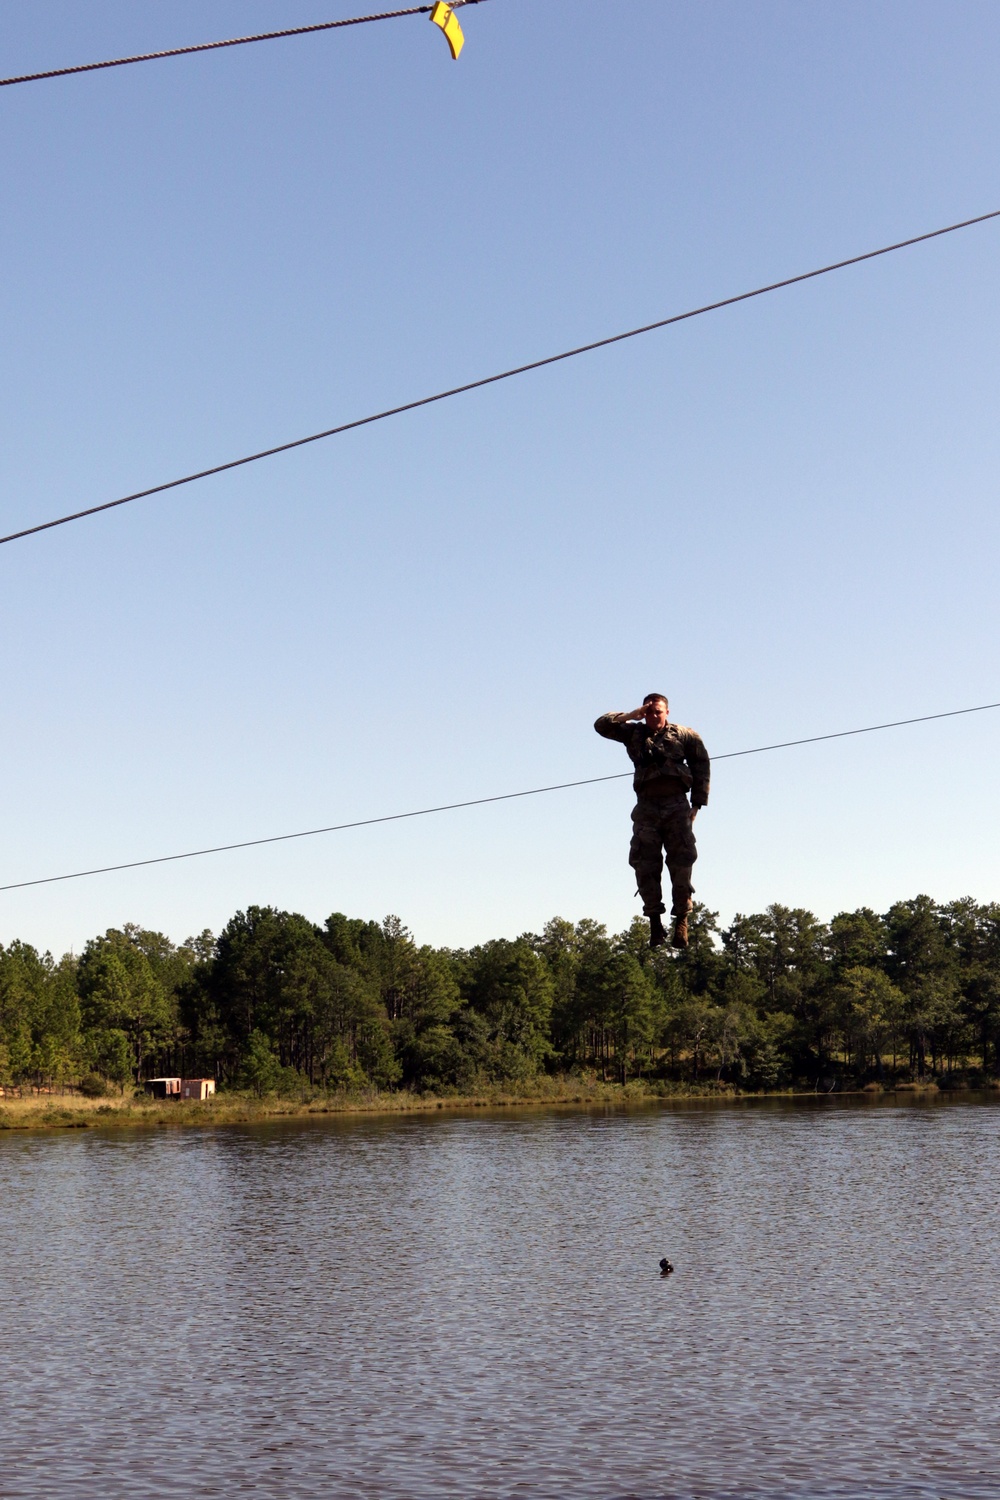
[2,699,996,893]
[0,3,488,89]
[2,207,997,550]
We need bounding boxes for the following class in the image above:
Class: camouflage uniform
[594,713,710,917]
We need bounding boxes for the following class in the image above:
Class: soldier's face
[644,699,668,730]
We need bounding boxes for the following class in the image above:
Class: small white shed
[180,1078,216,1101]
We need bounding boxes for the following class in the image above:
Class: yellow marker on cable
[429,1,464,59]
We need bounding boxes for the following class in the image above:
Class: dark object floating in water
[659,1258,674,1276]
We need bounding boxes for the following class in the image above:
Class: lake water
[2,1097,999,1499]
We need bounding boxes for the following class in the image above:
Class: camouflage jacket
[593,713,710,806]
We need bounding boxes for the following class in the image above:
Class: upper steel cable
[1,700,996,892]
[1,207,998,550]
[0,3,488,89]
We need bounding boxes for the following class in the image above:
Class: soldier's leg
[662,798,698,917]
[629,803,665,914]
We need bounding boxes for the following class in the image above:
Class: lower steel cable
[1,700,996,893]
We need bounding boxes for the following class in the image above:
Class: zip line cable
[0,3,488,89]
[2,699,996,894]
[2,207,997,551]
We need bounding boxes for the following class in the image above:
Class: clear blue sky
[1,0,998,955]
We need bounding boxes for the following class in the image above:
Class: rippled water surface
[3,1097,1000,1498]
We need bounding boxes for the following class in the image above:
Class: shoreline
[1,1076,994,1134]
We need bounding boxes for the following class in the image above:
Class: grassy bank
[0,1077,722,1132]
[0,1074,985,1133]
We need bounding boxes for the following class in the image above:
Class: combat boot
[672,914,689,949]
[648,912,667,949]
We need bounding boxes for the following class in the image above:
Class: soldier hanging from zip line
[594,694,710,950]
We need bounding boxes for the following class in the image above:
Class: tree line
[1,894,998,1096]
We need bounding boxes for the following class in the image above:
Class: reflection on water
[2,1096,999,1499]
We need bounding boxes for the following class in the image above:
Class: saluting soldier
[594,694,710,950]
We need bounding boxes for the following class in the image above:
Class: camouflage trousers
[629,793,697,917]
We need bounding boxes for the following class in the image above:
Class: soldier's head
[643,694,669,730]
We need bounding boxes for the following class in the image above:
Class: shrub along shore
[1,895,999,1133]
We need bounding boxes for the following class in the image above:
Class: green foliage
[87,1027,133,1090]
[742,1011,795,1091]
[0,941,82,1084]
[240,1028,284,1097]
[456,937,555,1082]
[77,927,184,1083]
[833,966,905,1077]
[3,893,1000,1098]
